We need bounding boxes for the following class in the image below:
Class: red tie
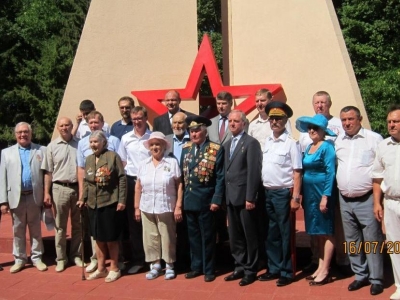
[219,117,226,142]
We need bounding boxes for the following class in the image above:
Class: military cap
[185,115,212,129]
[265,101,293,118]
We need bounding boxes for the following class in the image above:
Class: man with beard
[110,96,135,139]
[165,112,190,161]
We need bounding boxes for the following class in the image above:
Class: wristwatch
[292,197,301,203]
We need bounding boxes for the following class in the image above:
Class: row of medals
[193,146,217,183]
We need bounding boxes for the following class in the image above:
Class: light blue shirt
[77,134,120,167]
[19,145,32,191]
[172,132,190,165]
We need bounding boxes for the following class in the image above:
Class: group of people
[0,89,399,299]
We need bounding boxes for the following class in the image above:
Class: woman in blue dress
[296,114,337,286]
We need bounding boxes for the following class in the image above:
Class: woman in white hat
[296,114,337,286]
[134,131,183,280]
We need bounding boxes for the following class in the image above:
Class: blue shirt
[172,132,190,165]
[110,120,134,140]
[19,145,32,191]
[77,134,120,168]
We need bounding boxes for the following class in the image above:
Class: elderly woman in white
[134,131,183,280]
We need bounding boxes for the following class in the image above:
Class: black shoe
[239,274,256,286]
[258,272,279,281]
[185,271,202,279]
[309,275,333,286]
[0,264,3,271]
[276,277,293,287]
[348,280,369,291]
[305,275,316,281]
[370,284,384,295]
[224,270,244,281]
[303,262,318,274]
[204,274,216,282]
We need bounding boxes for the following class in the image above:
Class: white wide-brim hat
[143,131,171,150]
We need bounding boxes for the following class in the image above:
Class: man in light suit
[208,91,234,145]
[0,122,47,273]
[153,90,193,136]
[223,110,262,286]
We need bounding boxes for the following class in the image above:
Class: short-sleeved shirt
[335,128,383,197]
[41,137,78,183]
[262,131,302,188]
[75,119,110,140]
[137,156,181,214]
[372,136,400,199]
[77,134,120,168]
[117,129,152,176]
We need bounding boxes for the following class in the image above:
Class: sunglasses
[307,125,320,131]
[269,116,286,121]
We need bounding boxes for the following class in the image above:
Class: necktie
[230,137,237,159]
[219,117,226,142]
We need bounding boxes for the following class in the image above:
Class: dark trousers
[186,210,216,275]
[126,175,145,264]
[265,188,293,278]
[227,203,259,275]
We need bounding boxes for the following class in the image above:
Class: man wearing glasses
[153,90,193,136]
[110,96,135,140]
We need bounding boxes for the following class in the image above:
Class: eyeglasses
[16,130,30,135]
[119,106,131,110]
[132,117,144,121]
[269,116,285,121]
[307,125,320,131]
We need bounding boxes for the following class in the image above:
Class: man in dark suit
[223,110,262,286]
[180,115,225,282]
[153,90,193,135]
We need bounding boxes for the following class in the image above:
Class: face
[228,112,245,136]
[307,125,325,142]
[131,111,147,132]
[340,110,362,137]
[312,95,331,117]
[119,100,132,119]
[80,109,92,122]
[89,136,106,156]
[269,116,287,135]
[88,115,104,132]
[255,94,270,113]
[387,110,400,141]
[57,118,73,140]
[164,91,181,114]
[189,127,207,145]
[15,124,32,148]
[149,140,165,158]
[172,114,186,136]
[216,99,232,117]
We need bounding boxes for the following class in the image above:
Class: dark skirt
[87,202,126,242]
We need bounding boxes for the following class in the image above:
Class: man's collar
[18,144,31,150]
[342,127,365,140]
[268,130,289,141]
[232,131,245,139]
[173,131,189,141]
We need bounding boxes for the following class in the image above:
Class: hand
[374,203,383,222]
[43,194,52,207]
[210,204,219,211]
[245,201,255,210]
[116,203,126,211]
[134,208,141,222]
[174,207,182,222]
[0,204,9,215]
[319,197,328,213]
[76,200,85,209]
[290,199,300,212]
[76,113,83,124]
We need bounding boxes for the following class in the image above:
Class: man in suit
[153,90,193,135]
[181,115,225,282]
[0,122,47,273]
[223,110,262,286]
[208,91,234,145]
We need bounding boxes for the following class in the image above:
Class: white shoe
[105,270,121,283]
[391,291,400,300]
[74,257,87,267]
[85,260,98,273]
[55,261,66,272]
[118,261,126,271]
[10,263,24,274]
[87,269,108,280]
[33,259,48,272]
[127,264,143,274]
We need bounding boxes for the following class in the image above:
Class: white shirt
[335,128,383,197]
[249,116,292,151]
[262,131,302,188]
[299,116,343,152]
[137,156,181,213]
[372,137,400,199]
[75,119,110,139]
[117,129,151,176]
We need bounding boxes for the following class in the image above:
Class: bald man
[165,112,190,162]
[42,117,83,272]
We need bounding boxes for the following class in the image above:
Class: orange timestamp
[343,241,400,255]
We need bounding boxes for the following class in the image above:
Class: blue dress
[302,141,336,235]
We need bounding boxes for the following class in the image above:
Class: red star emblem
[132,34,282,117]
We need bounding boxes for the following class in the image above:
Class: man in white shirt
[335,106,384,296]
[118,106,151,274]
[372,104,400,300]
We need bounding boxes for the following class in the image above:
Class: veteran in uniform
[258,102,302,286]
[180,115,225,282]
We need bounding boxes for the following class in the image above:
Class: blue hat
[185,115,212,128]
[265,101,293,118]
[295,114,337,137]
